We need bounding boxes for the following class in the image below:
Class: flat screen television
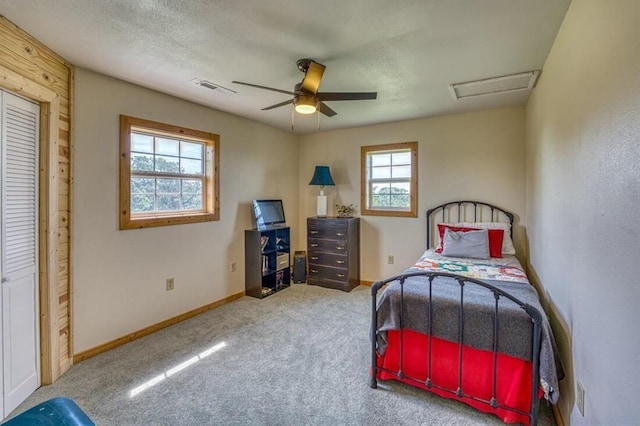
[252,199,286,229]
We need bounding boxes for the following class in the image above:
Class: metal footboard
[370,271,543,426]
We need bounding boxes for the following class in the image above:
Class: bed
[370,201,563,426]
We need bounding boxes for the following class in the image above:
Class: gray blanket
[376,273,563,403]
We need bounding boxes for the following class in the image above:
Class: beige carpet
[9,284,557,425]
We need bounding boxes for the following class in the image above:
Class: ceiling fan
[232,58,377,117]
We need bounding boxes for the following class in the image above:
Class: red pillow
[436,224,504,258]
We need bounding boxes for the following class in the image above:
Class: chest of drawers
[306,217,360,292]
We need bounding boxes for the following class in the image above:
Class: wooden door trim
[0,63,59,384]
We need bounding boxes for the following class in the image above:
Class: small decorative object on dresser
[335,203,356,218]
[307,217,360,291]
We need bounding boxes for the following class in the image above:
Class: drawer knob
[311,269,318,273]
[310,243,318,247]
[336,232,345,236]
[336,246,345,251]
[310,230,318,234]
[311,256,318,260]
[336,273,345,278]
[335,260,345,264]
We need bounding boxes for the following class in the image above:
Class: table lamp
[309,166,335,217]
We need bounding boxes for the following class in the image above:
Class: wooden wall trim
[0,64,60,384]
[39,98,60,384]
[1,16,73,384]
[552,404,565,426]
[73,291,245,363]
[67,67,75,368]
[46,97,60,383]
[0,63,57,101]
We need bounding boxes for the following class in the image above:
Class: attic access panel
[450,71,540,100]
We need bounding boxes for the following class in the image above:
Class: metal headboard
[426,200,514,249]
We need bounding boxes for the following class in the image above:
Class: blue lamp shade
[308,166,335,187]
[309,166,335,217]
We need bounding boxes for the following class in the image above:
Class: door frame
[0,64,64,384]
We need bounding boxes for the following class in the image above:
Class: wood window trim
[360,141,418,218]
[119,115,220,229]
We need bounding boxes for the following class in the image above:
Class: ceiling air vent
[190,78,236,96]
[449,70,540,100]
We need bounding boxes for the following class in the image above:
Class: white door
[0,90,40,417]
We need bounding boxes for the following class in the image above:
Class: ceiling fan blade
[300,61,325,94]
[317,102,337,117]
[232,81,296,96]
[317,92,378,101]
[261,99,294,111]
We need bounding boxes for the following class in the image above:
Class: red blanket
[376,329,542,425]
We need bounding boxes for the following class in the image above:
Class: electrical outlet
[576,380,585,416]
[166,277,175,291]
[230,262,237,272]
[387,255,394,264]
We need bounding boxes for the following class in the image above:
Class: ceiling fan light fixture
[233,58,377,119]
[295,95,317,114]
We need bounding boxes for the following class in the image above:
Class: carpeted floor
[9,284,557,425]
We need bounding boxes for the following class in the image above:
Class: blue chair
[1,397,94,425]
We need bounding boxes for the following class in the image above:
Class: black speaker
[293,251,307,283]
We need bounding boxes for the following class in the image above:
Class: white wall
[525,1,640,424]
[73,68,299,353]
[298,107,526,282]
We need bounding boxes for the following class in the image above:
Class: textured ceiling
[0,0,571,134]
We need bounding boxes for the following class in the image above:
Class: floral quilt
[409,253,530,285]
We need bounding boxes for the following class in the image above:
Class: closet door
[0,90,40,417]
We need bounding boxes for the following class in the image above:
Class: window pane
[131,177,155,194]
[156,137,179,156]
[157,178,180,193]
[371,183,390,195]
[392,151,411,165]
[371,183,389,208]
[390,194,410,208]
[371,153,391,167]
[182,194,203,210]
[372,193,390,207]
[391,181,411,193]
[131,194,155,213]
[371,166,391,179]
[392,165,412,179]
[181,142,203,160]
[157,194,181,211]
[181,158,203,175]
[131,153,154,171]
[155,155,180,173]
[131,133,154,153]
[182,179,203,194]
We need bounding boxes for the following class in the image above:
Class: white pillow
[452,222,516,255]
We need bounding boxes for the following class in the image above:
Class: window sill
[120,211,218,230]
[361,209,417,218]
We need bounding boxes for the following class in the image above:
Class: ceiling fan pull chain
[291,104,295,132]
[317,109,320,131]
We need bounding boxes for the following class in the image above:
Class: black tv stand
[244,226,291,298]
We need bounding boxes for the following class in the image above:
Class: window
[361,141,418,217]
[119,115,219,229]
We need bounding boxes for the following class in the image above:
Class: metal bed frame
[425,200,515,247]
[370,201,544,426]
